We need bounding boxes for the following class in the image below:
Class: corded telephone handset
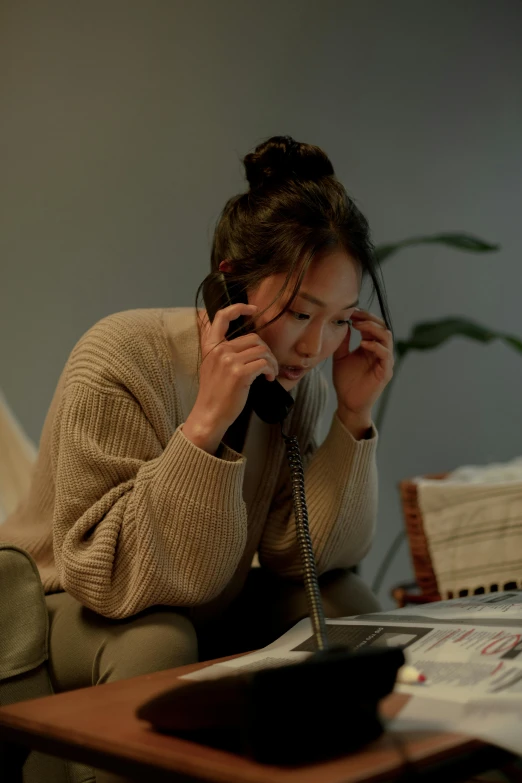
[136,273,404,764]
[201,271,295,424]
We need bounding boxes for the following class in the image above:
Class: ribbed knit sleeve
[46,317,252,620]
[259,398,378,578]
[52,381,248,617]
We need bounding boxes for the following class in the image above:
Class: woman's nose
[297,327,323,358]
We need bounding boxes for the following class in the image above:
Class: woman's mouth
[278,365,307,381]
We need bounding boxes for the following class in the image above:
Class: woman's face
[248,248,361,390]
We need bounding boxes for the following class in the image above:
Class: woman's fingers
[241,358,278,385]
[208,303,258,343]
[224,333,270,351]
[355,318,394,374]
[360,339,394,377]
[351,309,386,328]
[202,325,278,381]
[351,318,393,348]
[236,344,279,381]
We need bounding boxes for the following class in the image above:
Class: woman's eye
[335,319,352,327]
[289,311,310,321]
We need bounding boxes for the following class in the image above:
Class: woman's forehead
[250,249,360,307]
[294,251,361,300]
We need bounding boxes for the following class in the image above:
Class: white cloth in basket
[415,457,522,598]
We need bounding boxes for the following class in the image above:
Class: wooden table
[0,658,514,783]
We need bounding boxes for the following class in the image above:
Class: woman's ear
[218,259,233,273]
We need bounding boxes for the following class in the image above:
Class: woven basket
[397,473,448,604]
[397,473,522,606]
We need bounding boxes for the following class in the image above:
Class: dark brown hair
[198,135,391,332]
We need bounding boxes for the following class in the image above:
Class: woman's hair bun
[243,135,335,191]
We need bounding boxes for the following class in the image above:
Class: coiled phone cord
[281,429,329,652]
[283,428,416,776]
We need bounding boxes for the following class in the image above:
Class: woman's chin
[276,375,300,391]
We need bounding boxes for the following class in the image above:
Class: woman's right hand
[183,303,279,454]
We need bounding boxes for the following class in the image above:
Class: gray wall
[2,0,521,607]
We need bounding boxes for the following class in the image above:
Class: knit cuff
[153,426,246,511]
[320,414,378,486]
[334,412,378,443]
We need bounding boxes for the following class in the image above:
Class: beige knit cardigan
[1,308,378,620]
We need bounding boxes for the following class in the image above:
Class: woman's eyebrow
[298,291,359,310]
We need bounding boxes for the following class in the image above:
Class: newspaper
[182,591,522,756]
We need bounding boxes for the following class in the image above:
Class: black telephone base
[137,645,404,765]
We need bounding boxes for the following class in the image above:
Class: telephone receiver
[201,272,294,425]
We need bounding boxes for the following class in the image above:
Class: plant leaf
[375,233,499,263]
[374,243,405,263]
[396,317,522,359]
[503,335,522,353]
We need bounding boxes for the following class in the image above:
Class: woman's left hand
[332,309,394,424]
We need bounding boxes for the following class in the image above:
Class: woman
[2,135,393,780]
